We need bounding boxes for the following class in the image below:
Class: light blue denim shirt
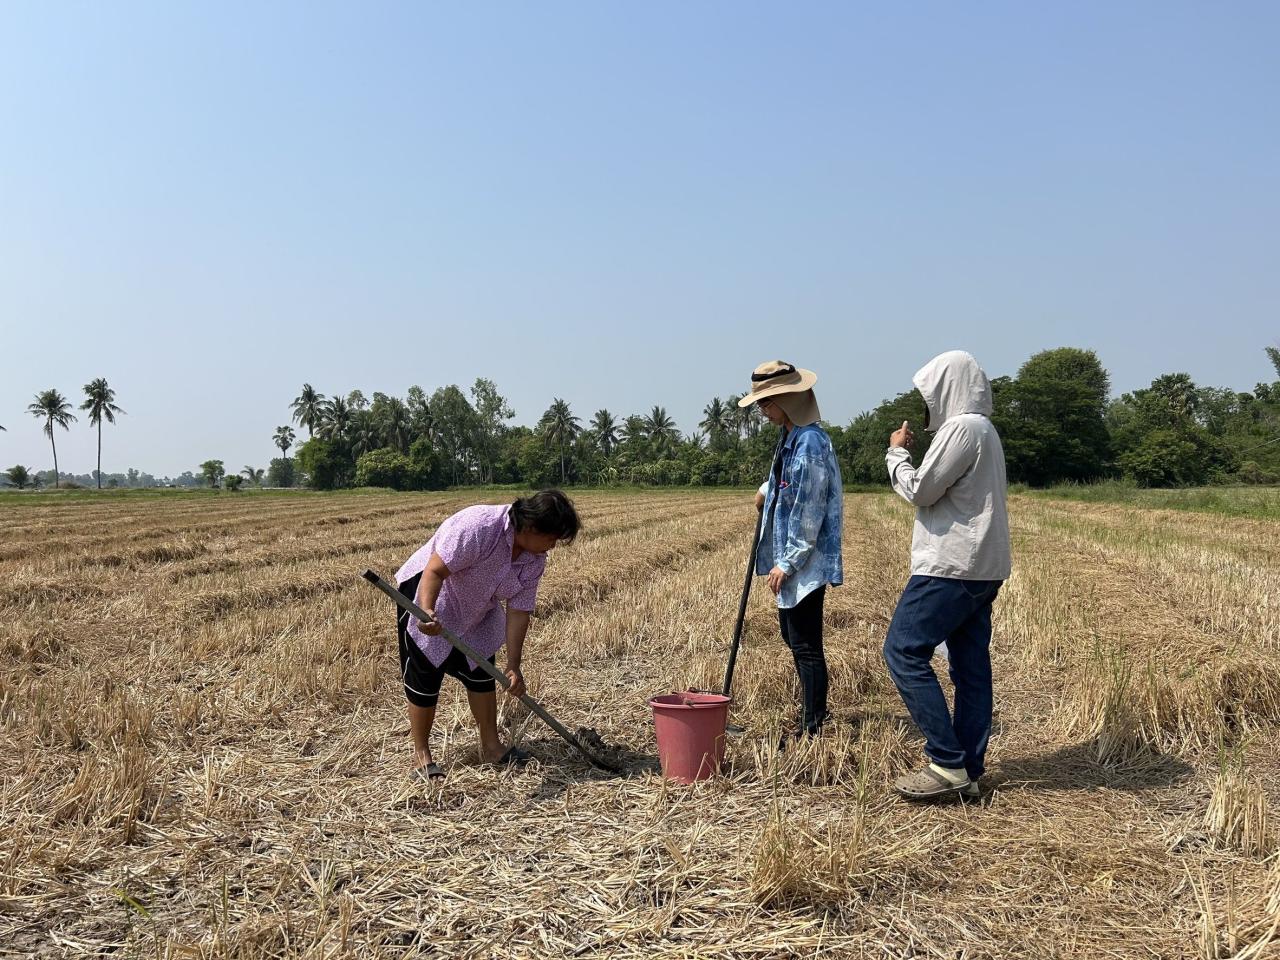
[756,423,844,609]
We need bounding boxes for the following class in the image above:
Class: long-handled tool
[362,569,624,775]
[721,505,765,699]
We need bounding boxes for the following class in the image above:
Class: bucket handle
[673,689,726,708]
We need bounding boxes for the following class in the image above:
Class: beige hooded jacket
[885,351,1011,581]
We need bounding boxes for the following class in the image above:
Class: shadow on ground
[988,740,1195,793]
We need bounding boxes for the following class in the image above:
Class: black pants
[397,572,496,708]
[778,586,828,733]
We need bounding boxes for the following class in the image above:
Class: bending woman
[393,490,580,781]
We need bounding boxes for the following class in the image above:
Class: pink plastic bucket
[649,691,732,783]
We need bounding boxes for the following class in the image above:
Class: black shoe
[777,725,825,752]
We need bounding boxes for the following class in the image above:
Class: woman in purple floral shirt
[394,490,580,781]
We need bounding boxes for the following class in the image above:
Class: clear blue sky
[2,2,1277,478]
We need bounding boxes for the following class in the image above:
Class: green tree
[267,457,296,488]
[644,406,680,459]
[80,378,125,489]
[539,398,581,484]
[1109,373,1234,486]
[1205,347,1280,481]
[291,384,326,437]
[471,378,514,484]
[273,425,296,458]
[241,466,265,487]
[994,348,1111,486]
[224,475,244,492]
[349,412,381,457]
[408,438,447,490]
[700,397,732,450]
[295,438,352,490]
[619,415,648,459]
[1267,346,1280,379]
[199,459,225,487]
[1116,430,1203,487]
[375,396,414,454]
[355,447,413,489]
[429,386,479,484]
[840,389,933,484]
[512,430,560,488]
[590,409,619,456]
[406,386,434,442]
[318,396,353,442]
[347,389,369,411]
[5,465,33,489]
[28,389,77,488]
[726,394,762,439]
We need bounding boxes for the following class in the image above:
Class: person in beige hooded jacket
[882,351,1011,800]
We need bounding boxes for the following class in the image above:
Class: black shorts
[397,573,496,708]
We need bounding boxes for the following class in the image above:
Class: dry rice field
[2,489,1279,959]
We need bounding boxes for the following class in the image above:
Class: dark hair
[510,489,580,544]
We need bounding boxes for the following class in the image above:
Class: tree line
[273,381,777,492]
[267,344,1280,491]
[5,346,1279,491]
[839,346,1280,487]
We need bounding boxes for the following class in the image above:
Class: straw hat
[737,361,818,407]
[738,360,821,427]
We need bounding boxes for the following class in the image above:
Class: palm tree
[28,390,77,488]
[273,426,296,458]
[241,466,265,487]
[379,397,413,453]
[80,378,125,489]
[406,386,434,442]
[346,389,369,411]
[290,384,326,437]
[350,414,380,457]
[590,409,619,456]
[644,405,680,459]
[318,396,352,441]
[539,398,581,483]
[700,397,732,448]
[5,465,31,489]
[724,394,745,438]
[726,394,761,439]
[618,415,648,460]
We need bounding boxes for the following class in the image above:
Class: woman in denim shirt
[738,361,844,745]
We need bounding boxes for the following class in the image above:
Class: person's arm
[502,608,530,697]
[886,420,977,507]
[413,511,486,633]
[413,550,450,635]
[754,479,768,511]
[768,452,829,594]
[502,564,542,696]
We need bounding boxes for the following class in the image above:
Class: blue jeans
[883,575,1003,779]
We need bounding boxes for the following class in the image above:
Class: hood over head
[912,351,992,431]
